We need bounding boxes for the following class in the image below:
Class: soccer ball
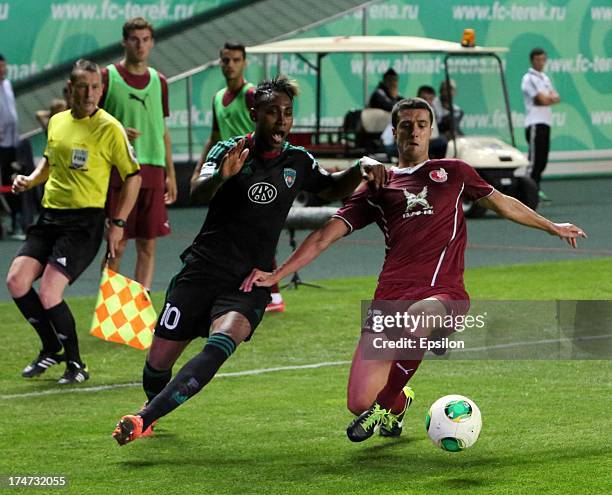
[425,395,482,452]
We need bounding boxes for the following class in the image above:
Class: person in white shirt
[521,48,560,201]
[0,53,21,237]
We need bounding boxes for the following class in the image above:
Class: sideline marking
[0,361,351,400]
[2,334,610,400]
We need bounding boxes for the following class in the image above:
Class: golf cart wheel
[514,176,539,210]
[462,199,487,218]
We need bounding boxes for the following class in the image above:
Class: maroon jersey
[334,159,494,292]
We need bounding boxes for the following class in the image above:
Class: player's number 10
[160,303,181,330]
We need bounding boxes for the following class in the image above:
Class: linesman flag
[90,267,157,350]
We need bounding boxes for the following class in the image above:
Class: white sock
[271,293,283,304]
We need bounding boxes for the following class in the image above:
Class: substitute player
[6,59,141,384]
[112,76,387,445]
[190,41,285,313]
[102,17,177,290]
[241,97,586,442]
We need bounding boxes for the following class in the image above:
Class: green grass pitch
[1,259,611,494]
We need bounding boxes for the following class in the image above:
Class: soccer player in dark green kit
[192,41,287,312]
[112,76,388,445]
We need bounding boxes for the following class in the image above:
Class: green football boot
[380,386,415,437]
[346,402,390,442]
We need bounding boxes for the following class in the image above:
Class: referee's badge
[70,148,89,170]
[283,168,297,188]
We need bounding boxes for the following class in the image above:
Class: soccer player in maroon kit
[101,17,177,290]
[241,97,587,442]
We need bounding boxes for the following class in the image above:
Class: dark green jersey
[183,134,335,282]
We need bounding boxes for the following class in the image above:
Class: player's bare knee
[146,353,175,371]
[6,269,30,298]
[38,285,62,309]
[406,299,447,338]
[211,313,251,345]
[147,338,186,370]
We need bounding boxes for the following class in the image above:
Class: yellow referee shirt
[43,109,140,209]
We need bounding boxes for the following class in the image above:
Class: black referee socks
[46,301,82,365]
[13,289,62,354]
[140,333,236,429]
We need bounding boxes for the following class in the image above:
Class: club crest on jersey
[429,168,447,183]
[248,182,277,204]
[283,168,297,188]
[403,186,434,218]
[70,149,88,170]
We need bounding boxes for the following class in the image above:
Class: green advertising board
[2,0,611,173]
[0,0,221,79]
[174,0,612,173]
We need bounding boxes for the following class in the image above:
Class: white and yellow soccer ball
[425,395,482,452]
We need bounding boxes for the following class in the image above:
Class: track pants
[525,124,550,187]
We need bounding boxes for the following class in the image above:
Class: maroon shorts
[374,283,469,312]
[372,283,470,337]
[106,165,171,240]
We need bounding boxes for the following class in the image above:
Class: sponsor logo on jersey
[429,168,448,183]
[70,149,88,170]
[248,182,277,204]
[129,93,149,110]
[403,186,434,218]
[56,257,67,266]
[283,168,297,188]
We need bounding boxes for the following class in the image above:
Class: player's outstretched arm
[319,156,388,201]
[477,190,587,248]
[241,218,349,292]
[190,138,249,205]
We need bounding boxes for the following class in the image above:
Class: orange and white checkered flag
[89,267,157,350]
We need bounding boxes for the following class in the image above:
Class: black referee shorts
[16,208,105,283]
[154,262,271,342]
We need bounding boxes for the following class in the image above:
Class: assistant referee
[6,59,141,385]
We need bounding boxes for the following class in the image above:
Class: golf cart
[247,35,537,216]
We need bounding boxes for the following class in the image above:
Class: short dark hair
[383,68,398,80]
[0,53,5,62]
[220,41,246,59]
[417,85,435,97]
[530,47,546,61]
[123,17,154,39]
[254,75,299,107]
[70,59,100,83]
[391,98,434,128]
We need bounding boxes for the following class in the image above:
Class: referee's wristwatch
[111,218,126,228]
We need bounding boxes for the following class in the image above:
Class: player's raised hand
[550,222,587,248]
[219,139,250,180]
[11,175,31,194]
[240,268,279,292]
[359,156,388,190]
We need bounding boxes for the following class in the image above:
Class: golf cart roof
[247,36,508,55]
